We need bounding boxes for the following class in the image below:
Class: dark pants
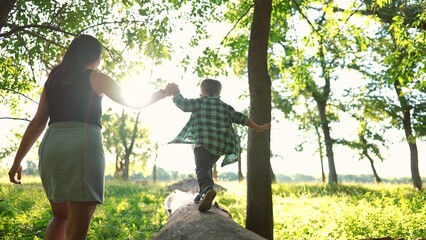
[194,146,220,191]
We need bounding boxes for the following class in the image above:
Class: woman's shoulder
[90,70,110,80]
[89,70,113,96]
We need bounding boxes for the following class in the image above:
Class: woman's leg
[45,200,69,240]
[66,201,97,240]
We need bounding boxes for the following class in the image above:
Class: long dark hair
[45,35,102,87]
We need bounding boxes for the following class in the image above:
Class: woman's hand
[8,163,22,184]
[164,83,180,96]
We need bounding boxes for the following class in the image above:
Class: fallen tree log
[152,188,266,240]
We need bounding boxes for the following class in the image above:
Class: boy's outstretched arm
[246,119,271,132]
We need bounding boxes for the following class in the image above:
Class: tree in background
[102,109,151,180]
[344,0,426,189]
[0,0,173,116]
[0,0,176,168]
[151,142,160,183]
[234,110,249,182]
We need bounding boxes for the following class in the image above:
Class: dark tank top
[46,70,103,128]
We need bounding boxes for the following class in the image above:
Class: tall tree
[349,0,426,189]
[152,142,159,182]
[234,112,249,182]
[0,0,173,109]
[246,0,273,239]
[102,109,151,180]
[0,0,175,165]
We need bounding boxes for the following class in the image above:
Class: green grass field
[1,177,426,239]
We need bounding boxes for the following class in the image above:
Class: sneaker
[194,193,202,203]
[198,187,216,211]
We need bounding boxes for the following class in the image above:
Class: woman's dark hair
[201,78,222,96]
[45,35,102,87]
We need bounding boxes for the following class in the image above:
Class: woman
[8,35,172,239]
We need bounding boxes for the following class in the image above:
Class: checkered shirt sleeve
[170,94,248,166]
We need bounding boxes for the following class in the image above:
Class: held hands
[163,83,180,96]
[8,164,22,184]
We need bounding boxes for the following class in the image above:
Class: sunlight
[121,78,154,108]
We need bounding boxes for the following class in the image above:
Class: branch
[22,29,68,49]
[19,25,120,62]
[1,88,38,104]
[78,20,149,34]
[291,0,330,48]
[214,4,254,56]
[0,0,17,34]
[313,2,426,31]
[15,33,37,82]
[0,117,31,122]
[49,2,68,26]
[1,23,77,38]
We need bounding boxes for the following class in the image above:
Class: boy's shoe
[194,193,202,203]
[198,186,216,212]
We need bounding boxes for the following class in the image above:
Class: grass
[0,178,168,240]
[219,182,426,239]
[1,177,426,239]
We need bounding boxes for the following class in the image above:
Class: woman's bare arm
[9,88,49,184]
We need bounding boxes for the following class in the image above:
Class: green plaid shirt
[169,93,248,166]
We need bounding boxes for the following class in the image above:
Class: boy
[167,79,270,211]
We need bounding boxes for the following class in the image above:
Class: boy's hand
[257,123,271,132]
[164,83,180,96]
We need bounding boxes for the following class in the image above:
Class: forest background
[1,0,426,239]
[1,0,425,184]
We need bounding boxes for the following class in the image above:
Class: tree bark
[0,0,16,34]
[312,46,337,185]
[317,100,338,184]
[238,151,244,182]
[118,110,141,180]
[246,0,273,239]
[366,155,382,183]
[153,190,266,240]
[394,80,422,190]
[314,122,326,183]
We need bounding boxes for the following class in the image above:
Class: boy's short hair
[201,78,222,96]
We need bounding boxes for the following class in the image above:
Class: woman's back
[45,70,102,127]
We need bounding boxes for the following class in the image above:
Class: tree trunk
[120,110,141,180]
[394,80,422,190]
[153,164,157,182]
[314,120,326,183]
[153,144,159,182]
[238,151,244,182]
[0,0,16,33]
[213,164,218,181]
[246,0,273,239]
[123,156,130,180]
[313,47,337,185]
[153,190,266,240]
[366,155,382,183]
[317,100,338,184]
[358,123,382,183]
